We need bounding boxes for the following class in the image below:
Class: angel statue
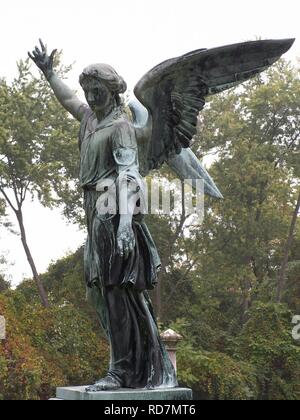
[29,38,293,392]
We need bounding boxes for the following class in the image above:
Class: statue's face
[82,78,113,113]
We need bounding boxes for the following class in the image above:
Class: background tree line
[0,56,299,400]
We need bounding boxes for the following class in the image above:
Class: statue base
[53,386,193,400]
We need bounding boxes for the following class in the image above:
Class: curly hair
[79,63,127,106]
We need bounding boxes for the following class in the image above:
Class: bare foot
[86,376,122,392]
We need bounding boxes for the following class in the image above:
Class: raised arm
[28,39,86,122]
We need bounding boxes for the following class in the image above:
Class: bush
[0,293,109,400]
[177,343,258,400]
[235,303,300,400]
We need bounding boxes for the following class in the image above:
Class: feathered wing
[132,38,294,198]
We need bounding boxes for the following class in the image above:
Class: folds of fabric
[86,284,177,389]
[80,108,177,389]
[84,190,159,291]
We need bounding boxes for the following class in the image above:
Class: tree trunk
[276,190,300,303]
[15,209,50,308]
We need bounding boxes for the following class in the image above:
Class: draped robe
[79,105,177,388]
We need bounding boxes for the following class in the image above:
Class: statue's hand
[116,222,135,259]
[28,39,57,80]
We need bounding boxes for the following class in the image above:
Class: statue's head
[79,64,127,113]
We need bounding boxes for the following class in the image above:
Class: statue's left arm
[112,121,145,259]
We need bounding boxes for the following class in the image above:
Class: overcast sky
[1,0,300,286]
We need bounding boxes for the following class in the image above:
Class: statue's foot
[86,376,122,392]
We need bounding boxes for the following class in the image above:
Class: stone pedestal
[160,329,183,372]
[54,386,193,401]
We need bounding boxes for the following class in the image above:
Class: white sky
[1,0,300,286]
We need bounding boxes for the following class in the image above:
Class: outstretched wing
[134,38,295,177]
[129,97,224,198]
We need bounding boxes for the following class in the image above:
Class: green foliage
[0,54,85,306]
[148,60,300,399]
[0,58,82,218]
[0,274,10,293]
[177,344,258,400]
[0,54,85,294]
[234,303,300,400]
[0,291,109,400]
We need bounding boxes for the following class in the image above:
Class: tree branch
[0,187,18,213]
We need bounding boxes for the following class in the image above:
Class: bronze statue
[28,38,294,391]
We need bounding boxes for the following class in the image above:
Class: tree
[0,58,80,307]
[276,190,300,302]
[147,60,300,399]
[0,274,10,293]
[1,58,299,400]
[191,59,300,317]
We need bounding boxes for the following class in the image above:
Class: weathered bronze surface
[29,38,294,391]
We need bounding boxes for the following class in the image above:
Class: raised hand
[28,39,57,80]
